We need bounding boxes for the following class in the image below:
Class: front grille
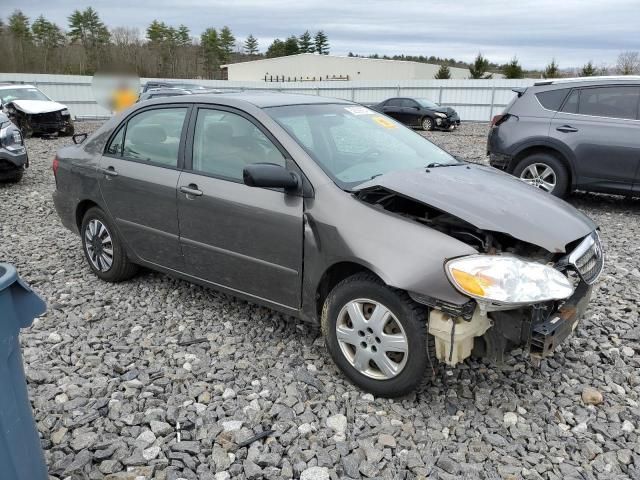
[567,232,604,285]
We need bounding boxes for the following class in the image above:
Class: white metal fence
[0,73,537,122]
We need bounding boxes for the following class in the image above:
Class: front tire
[81,207,138,282]
[421,117,434,131]
[321,273,432,397]
[513,153,569,197]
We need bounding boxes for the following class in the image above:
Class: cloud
[6,0,640,68]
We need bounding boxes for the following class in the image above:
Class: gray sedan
[53,93,603,396]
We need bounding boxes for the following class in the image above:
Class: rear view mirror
[72,132,88,144]
[243,163,300,191]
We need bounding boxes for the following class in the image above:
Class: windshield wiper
[425,162,460,168]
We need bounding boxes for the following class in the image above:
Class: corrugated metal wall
[0,73,536,121]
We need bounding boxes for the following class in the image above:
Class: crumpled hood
[10,100,67,114]
[354,164,596,253]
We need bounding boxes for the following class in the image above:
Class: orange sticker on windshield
[372,116,397,129]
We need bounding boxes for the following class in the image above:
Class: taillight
[490,114,510,127]
[52,156,59,177]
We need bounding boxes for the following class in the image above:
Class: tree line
[1,8,639,80]
[0,8,331,78]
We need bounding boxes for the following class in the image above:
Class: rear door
[380,98,403,121]
[176,106,304,308]
[99,105,189,270]
[549,85,640,193]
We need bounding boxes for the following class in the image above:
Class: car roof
[0,84,37,90]
[142,91,353,109]
[533,76,640,88]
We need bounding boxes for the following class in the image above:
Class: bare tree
[616,51,640,75]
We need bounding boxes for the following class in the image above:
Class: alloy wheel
[422,118,433,130]
[335,298,408,380]
[519,162,557,192]
[84,219,114,272]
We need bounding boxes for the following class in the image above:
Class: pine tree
[284,36,299,56]
[543,58,559,78]
[8,10,33,70]
[219,26,235,63]
[581,61,596,77]
[298,30,313,53]
[200,28,221,78]
[266,39,286,58]
[68,7,110,73]
[503,57,524,79]
[469,53,491,79]
[176,25,191,47]
[314,30,329,55]
[244,34,258,55]
[434,64,451,79]
[31,15,64,72]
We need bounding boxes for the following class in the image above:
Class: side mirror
[243,163,300,191]
[72,132,88,144]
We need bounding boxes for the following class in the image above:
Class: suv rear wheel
[321,273,433,397]
[513,153,569,197]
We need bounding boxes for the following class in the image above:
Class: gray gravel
[1,121,640,480]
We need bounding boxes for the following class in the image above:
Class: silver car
[53,93,603,397]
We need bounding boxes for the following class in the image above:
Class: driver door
[177,106,304,308]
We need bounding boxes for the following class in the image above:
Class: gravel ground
[1,121,640,480]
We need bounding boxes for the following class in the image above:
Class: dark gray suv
[488,77,640,197]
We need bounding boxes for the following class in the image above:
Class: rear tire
[513,153,569,198]
[421,117,434,131]
[321,273,434,397]
[5,169,24,183]
[81,207,138,282]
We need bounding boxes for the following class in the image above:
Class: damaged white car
[0,84,74,137]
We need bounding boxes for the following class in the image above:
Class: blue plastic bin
[0,263,48,480]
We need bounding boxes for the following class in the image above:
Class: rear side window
[577,86,640,120]
[536,88,570,111]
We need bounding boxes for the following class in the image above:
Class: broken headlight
[445,255,574,305]
[61,109,70,116]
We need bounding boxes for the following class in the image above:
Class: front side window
[121,108,187,167]
[385,98,402,107]
[268,104,458,189]
[416,98,439,108]
[192,108,285,181]
[402,99,420,108]
[577,86,640,119]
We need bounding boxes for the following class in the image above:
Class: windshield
[0,87,51,103]
[267,104,459,189]
[416,98,440,108]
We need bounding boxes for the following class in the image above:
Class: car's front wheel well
[75,199,99,231]
[315,262,382,318]
[513,146,572,186]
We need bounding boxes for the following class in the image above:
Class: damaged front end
[7,103,73,137]
[355,184,603,367]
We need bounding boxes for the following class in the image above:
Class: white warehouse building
[222,53,472,81]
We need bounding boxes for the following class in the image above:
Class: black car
[0,111,28,182]
[488,76,640,197]
[372,97,460,131]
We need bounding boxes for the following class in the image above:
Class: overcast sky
[6,0,640,69]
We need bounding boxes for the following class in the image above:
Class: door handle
[102,166,118,178]
[556,125,578,133]
[179,184,203,197]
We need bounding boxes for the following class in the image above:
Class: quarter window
[192,109,285,181]
[536,88,570,111]
[577,86,640,120]
[121,108,187,167]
